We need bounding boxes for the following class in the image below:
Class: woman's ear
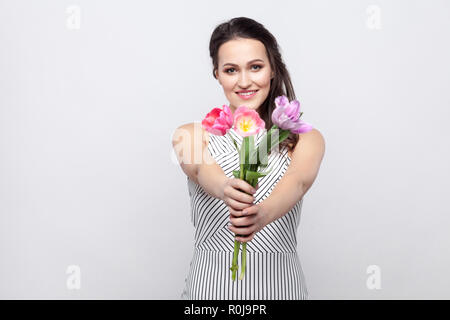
[214,70,222,84]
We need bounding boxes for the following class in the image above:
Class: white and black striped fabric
[180,126,308,300]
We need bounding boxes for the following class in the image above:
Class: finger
[232,178,257,196]
[228,204,257,218]
[241,204,259,216]
[225,182,254,204]
[229,215,256,227]
[228,224,255,237]
[233,187,255,204]
[228,206,247,218]
[235,232,255,243]
[226,198,254,211]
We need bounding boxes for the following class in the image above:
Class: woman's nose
[237,71,252,87]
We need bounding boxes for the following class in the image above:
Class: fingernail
[252,188,256,193]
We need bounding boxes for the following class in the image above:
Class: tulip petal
[275,95,289,108]
[271,95,313,134]
[291,121,314,134]
[234,106,265,137]
[285,100,300,120]
[201,105,233,136]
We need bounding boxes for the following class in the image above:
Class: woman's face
[215,37,274,114]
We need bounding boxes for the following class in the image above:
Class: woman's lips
[236,90,258,100]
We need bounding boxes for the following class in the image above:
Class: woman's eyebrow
[222,59,264,67]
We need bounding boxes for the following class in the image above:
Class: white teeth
[238,90,257,96]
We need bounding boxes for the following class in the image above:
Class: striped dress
[180,126,309,300]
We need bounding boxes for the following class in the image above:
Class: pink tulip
[233,106,265,137]
[201,104,233,136]
[271,96,313,134]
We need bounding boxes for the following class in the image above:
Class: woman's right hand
[220,177,259,213]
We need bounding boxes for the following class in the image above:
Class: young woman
[172,17,325,300]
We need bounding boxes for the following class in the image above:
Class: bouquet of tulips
[201,95,313,281]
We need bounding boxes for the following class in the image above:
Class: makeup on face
[236,89,259,100]
[216,38,273,112]
[221,60,266,103]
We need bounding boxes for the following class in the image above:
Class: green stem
[236,153,245,280]
[238,176,256,281]
[231,239,241,281]
[239,242,247,280]
[231,141,247,281]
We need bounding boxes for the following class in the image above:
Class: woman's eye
[225,65,262,74]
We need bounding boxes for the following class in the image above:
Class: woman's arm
[260,128,326,224]
[172,122,228,200]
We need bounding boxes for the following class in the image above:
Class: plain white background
[1,0,449,299]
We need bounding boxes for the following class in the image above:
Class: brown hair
[209,16,299,153]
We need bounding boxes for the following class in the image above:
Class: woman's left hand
[227,203,270,243]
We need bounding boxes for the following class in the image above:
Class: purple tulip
[271,95,313,134]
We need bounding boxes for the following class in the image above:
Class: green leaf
[248,135,257,165]
[258,167,272,176]
[267,128,290,152]
[239,136,252,172]
[227,132,239,154]
[252,131,271,167]
[232,170,240,178]
[245,136,250,166]
[239,137,247,165]
[245,170,270,180]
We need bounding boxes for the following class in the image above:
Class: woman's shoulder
[174,122,210,146]
[298,128,325,147]
[287,128,325,158]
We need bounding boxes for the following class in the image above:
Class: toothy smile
[236,90,258,99]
